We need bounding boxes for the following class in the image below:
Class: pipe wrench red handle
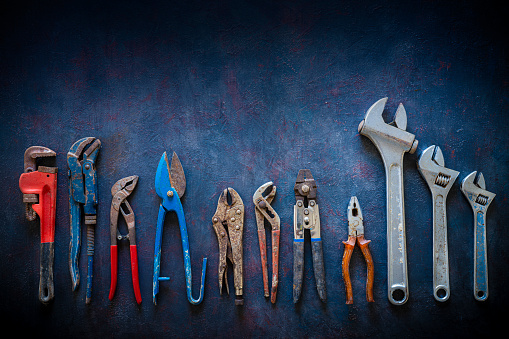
[19,168,58,303]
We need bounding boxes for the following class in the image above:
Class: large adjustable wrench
[461,171,495,301]
[417,145,459,302]
[358,97,418,305]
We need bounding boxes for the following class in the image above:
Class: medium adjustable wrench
[461,171,495,301]
[417,145,459,302]
[358,97,418,305]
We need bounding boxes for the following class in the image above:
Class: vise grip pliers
[253,181,280,304]
[342,196,374,304]
[152,151,207,305]
[293,169,326,303]
[67,137,101,304]
[109,175,142,304]
[19,146,58,303]
[212,188,244,306]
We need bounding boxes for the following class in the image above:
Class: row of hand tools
[18,97,495,307]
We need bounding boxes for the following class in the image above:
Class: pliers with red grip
[108,175,142,304]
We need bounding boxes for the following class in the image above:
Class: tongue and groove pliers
[212,188,245,306]
[253,181,280,304]
[293,169,326,303]
[109,175,142,304]
[67,137,101,304]
[152,151,207,305]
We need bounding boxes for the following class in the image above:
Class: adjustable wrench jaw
[358,97,418,305]
[461,171,496,301]
[212,188,245,305]
[417,145,459,302]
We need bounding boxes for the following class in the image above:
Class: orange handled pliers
[109,175,142,304]
[342,196,374,304]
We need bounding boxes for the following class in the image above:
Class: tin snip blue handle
[152,151,207,305]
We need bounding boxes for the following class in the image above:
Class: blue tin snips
[67,137,101,304]
[152,151,207,305]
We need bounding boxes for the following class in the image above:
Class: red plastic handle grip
[130,245,142,304]
[19,171,57,243]
[109,245,118,301]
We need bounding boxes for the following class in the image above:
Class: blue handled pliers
[152,151,207,305]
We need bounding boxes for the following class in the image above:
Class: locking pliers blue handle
[152,151,207,305]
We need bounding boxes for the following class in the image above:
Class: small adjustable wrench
[417,145,459,302]
[461,171,495,301]
[358,97,418,305]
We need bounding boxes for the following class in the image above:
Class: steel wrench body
[358,98,418,305]
[461,171,495,301]
[417,145,459,302]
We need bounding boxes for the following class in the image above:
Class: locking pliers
[109,175,142,304]
[342,196,374,304]
[67,137,101,304]
[293,169,326,303]
[253,181,280,303]
[212,187,245,306]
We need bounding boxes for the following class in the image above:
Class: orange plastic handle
[342,236,374,304]
[358,236,374,303]
[341,237,356,304]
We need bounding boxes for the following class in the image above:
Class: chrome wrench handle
[432,193,450,301]
[473,206,488,301]
[384,152,409,305]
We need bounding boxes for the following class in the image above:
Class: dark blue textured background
[1,0,508,337]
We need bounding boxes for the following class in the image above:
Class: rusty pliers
[212,188,245,306]
[109,176,142,304]
[253,182,280,303]
[293,169,326,303]
[342,196,374,304]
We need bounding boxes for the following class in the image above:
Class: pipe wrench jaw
[19,146,58,304]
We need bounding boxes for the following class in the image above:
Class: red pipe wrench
[19,146,58,303]
[108,175,141,304]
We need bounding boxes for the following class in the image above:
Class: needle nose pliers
[109,175,142,304]
[342,196,374,304]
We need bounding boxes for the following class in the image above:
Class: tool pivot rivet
[304,209,309,215]
[167,190,173,197]
[301,184,309,193]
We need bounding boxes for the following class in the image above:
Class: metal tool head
[24,146,56,173]
[217,187,243,209]
[358,97,418,154]
[67,137,101,163]
[294,169,317,201]
[347,196,364,237]
[253,181,276,204]
[155,151,186,199]
[111,175,139,197]
[461,171,496,208]
[417,145,459,192]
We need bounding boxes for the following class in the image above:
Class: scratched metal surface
[0,0,508,337]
